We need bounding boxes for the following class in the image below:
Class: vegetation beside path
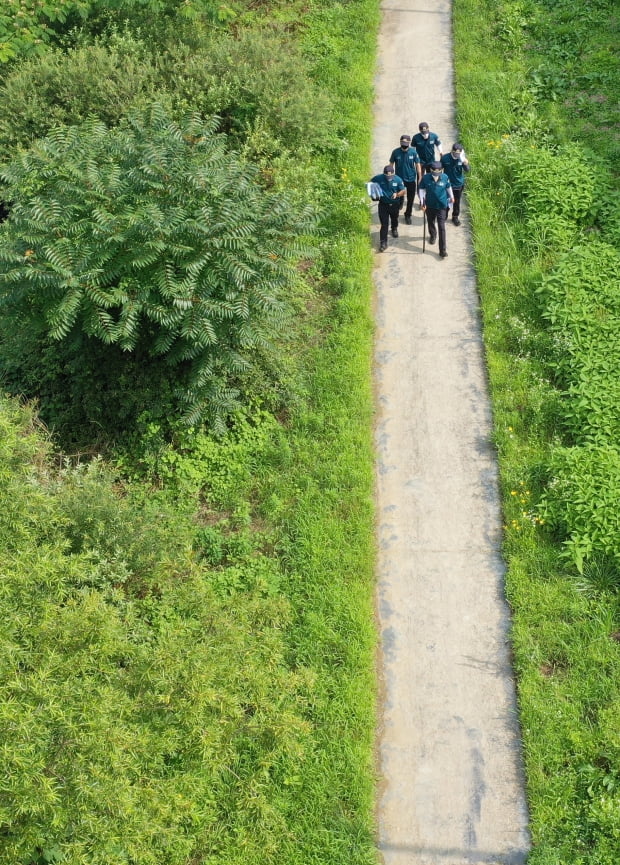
[455,0,620,861]
[0,1,379,863]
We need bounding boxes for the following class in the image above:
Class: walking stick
[422,208,426,253]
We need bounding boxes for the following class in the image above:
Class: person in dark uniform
[440,142,470,226]
[412,122,443,173]
[389,134,422,225]
[418,160,454,258]
[369,164,406,252]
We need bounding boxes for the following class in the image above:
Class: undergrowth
[455,0,620,860]
[0,1,380,863]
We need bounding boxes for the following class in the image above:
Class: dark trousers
[452,186,464,220]
[403,180,417,218]
[378,200,401,244]
[426,207,448,254]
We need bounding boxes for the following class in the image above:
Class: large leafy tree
[0,104,314,426]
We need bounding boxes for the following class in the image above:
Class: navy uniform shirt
[412,131,441,166]
[419,172,452,209]
[440,152,470,189]
[389,147,420,183]
[370,173,405,204]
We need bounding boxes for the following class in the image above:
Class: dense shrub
[503,139,594,254]
[0,0,92,63]
[0,103,316,430]
[539,242,620,444]
[539,446,620,572]
[0,0,231,64]
[0,26,334,167]
[157,28,335,153]
[0,33,163,163]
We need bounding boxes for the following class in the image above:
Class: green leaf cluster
[539,447,620,572]
[0,0,91,63]
[503,139,592,254]
[532,242,620,573]
[540,242,620,445]
[0,103,316,427]
[0,0,229,64]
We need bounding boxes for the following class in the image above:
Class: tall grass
[454,0,620,861]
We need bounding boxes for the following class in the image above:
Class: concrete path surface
[372,2,531,864]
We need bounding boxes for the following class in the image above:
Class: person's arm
[418,185,426,209]
[435,136,443,158]
[416,158,422,183]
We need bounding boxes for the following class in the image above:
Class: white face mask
[422,132,430,139]
[431,171,442,179]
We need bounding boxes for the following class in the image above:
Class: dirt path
[372,2,531,863]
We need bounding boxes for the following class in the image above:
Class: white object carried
[367,181,382,201]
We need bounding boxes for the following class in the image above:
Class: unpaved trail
[372,2,531,863]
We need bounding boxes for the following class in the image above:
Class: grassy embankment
[454,0,620,861]
[0,1,381,863]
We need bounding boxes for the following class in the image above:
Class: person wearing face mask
[412,122,443,174]
[389,134,422,225]
[418,160,454,258]
[440,142,470,226]
[368,164,406,252]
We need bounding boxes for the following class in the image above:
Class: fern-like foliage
[0,103,316,426]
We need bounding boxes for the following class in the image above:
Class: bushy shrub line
[496,139,620,573]
[455,0,620,859]
[0,0,231,64]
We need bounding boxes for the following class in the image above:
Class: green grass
[0,2,382,863]
[454,0,620,861]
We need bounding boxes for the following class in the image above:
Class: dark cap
[419,122,429,131]
[400,134,411,142]
[451,142,463,151]
[430,160,442,170]
[383,164,395,174]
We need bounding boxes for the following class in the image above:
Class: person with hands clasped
[369,164,406,252]
[389,134,422,225]
[418,160,454,258]
[440,142,470,226]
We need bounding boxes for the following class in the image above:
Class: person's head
[400,134,411,150]
[430,160,442,177]
[419,122,430,139]
[383,165,395,177]
[451,143,463,159]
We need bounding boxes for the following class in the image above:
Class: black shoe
[440,251,448,258]
[379,242,387,252]
[452,217,461,226]
[405,215,412,225]
[392,228,399,238]
[428,235,436,245]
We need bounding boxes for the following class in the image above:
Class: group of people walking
[368,121,470,257]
